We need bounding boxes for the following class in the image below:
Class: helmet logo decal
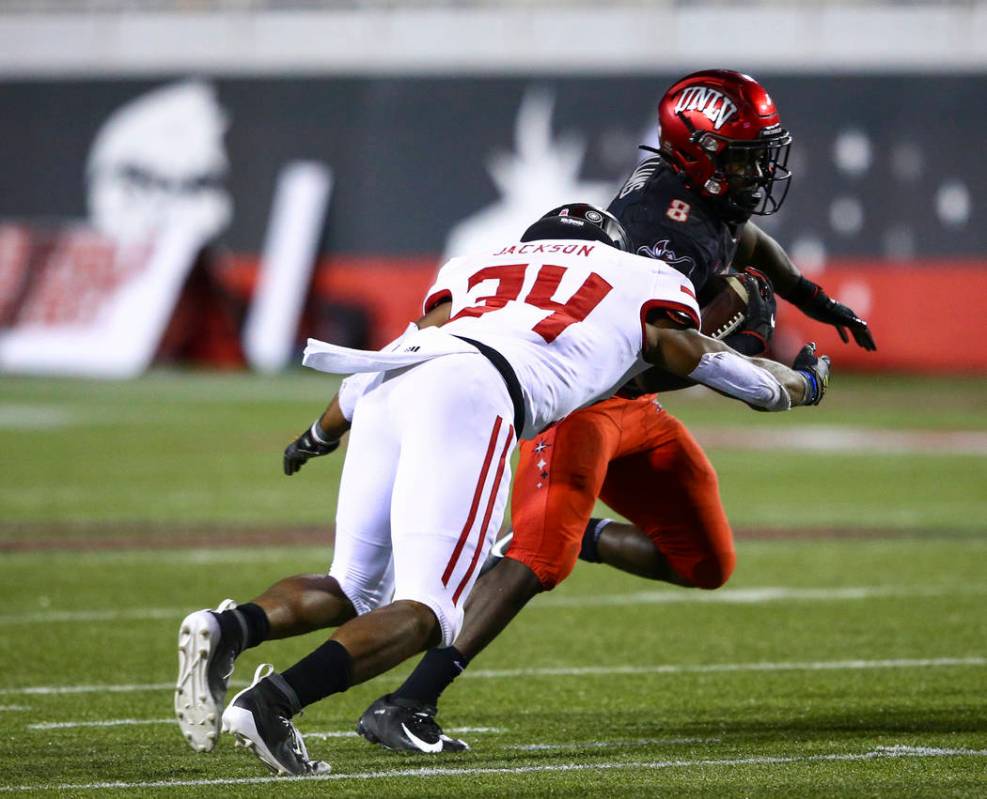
[673,86,738,131]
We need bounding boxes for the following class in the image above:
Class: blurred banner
[0,74,984,373]
[0,223,209,378]
[774,263,987,372]
[0,80,232,377]
[243,161,333,374]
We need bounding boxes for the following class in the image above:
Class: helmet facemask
[657,70,794,222]
[686,121,792,219]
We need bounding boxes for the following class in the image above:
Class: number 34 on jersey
[423,239,702,436]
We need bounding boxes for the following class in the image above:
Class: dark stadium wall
[0,74,984,370]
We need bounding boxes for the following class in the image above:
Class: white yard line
[0,745,984,792]
[3,583,984,625]
[5,655,983,698]
[0,705,29,712]
[536,584,987,608]
[26,717,506,734]
[509,737,716,751]
[0,405,75,430]
[467,656,987,680]
[29,718,175,730]
[1,682,175,696]
[693,426,987,456]
[0,608,182,625]
[305,726,503,740]
[1,548,329,566]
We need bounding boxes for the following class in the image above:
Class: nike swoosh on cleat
[400,723,443,753]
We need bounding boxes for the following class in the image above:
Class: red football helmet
[658,69,792,219]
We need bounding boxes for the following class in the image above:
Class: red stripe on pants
[452,425,514,605]
[441,416,503,586]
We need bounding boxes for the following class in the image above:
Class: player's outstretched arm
[735,222,876,351]
[283,396,347,476]
[283,300,453,476]
[644,319,829,410]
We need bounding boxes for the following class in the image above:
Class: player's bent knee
[329,561,397,617]
[330,581,381,617]
[393,592,463,648]
[533,561,575,591]
[687,549,736,590]
[510,547,578,591]
[389,599,443,646]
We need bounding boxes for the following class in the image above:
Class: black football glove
[792,342,831,406]
[791,277,876,351]
[723,267,776,356]
[283,422,340,476]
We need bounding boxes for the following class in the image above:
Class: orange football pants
[508,394,735,590]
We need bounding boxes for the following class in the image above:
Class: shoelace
[281,716,325,773]
[410,710,444,740]
[249,663,275,686]
[214,599,239,681]
[219,656,236,682]
[249,664,318,769]
[284,720,311,762]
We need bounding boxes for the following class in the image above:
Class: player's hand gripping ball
[701,267,776,342]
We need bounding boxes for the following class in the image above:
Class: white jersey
[300,239,700,645]
[424,238,700,437]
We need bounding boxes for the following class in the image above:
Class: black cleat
[221,664,329,776]
[356,694,469,754]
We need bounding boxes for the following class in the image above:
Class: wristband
[309,420,335,446]
[784,276,822,306]
[797,370,819,405]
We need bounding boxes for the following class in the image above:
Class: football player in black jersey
[353,70,873,754]
[613,69,873,354]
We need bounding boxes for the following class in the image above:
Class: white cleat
[174,598,237,752]
[222,664,330,776]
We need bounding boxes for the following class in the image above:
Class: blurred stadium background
[0,1,985,796]
[1,0,986,375]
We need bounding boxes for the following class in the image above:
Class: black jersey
[607,155,742,294]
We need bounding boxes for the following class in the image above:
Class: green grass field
[1,372,985,797]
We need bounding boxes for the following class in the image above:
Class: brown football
[700,274,749,340]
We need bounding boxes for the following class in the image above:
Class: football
[700,274,749,340]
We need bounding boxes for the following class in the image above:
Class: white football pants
[329,353,517,646]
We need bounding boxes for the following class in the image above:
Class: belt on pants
[452,335,525,437]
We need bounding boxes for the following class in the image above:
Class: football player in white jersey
[174,204,830,776]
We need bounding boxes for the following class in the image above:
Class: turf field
[1,372,985,797]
